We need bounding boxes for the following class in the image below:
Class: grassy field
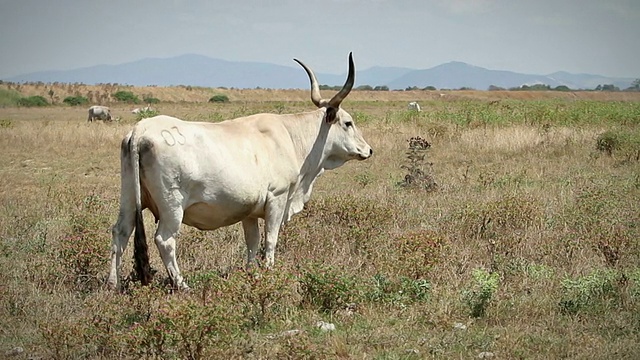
[1,88,639,359]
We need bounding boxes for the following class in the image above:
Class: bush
[366,274,431,304]
[143,96,160,104]
[390,229,447,279]
[299,263,361,312]
[0,88,22,107]
[17,95,49,107]
[596,129,640,161]
[113,90,140,104]
[63,95,89,106]
[398,136,437,191]
[462,268,500,318]
[559,268,620,315]
[596,130,620,156]
[135,109,160,121]
[209,94,229,103]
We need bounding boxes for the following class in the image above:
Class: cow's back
[132,115,300,224]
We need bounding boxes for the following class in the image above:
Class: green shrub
[135,109,160,121]
[209,94,229,103]
[559,268,620,315]
[352,110,373,124]
[142,96,160,104]
[387,229,447,279]
[62,95,89,106]
[113,90,140,104]
[17,95,49,107]
[272,102,285,114]
[129,293,243,359]
[299,263,361,312]
[462,268,500,318]
[596,129,640,161]
[366,273,431,304]
[0,88,22,107]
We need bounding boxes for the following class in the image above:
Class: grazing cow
[87,105,112,122]
[108,53,373,290]
[408,101,421,112]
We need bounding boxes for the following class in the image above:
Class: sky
[0,0,638,79]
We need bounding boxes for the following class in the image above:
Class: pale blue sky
[0,0,638,79]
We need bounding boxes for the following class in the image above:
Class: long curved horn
[328,52,355,108]
[294,58,323,107]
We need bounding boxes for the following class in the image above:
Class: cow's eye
[345,121,353,128]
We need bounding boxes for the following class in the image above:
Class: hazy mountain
[545,71,633,90]
[3,54,634,90]
[387,61,559,89]
[4,54,328,89]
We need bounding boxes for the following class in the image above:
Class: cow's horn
[294,58,323,107]
[328,52,355,108]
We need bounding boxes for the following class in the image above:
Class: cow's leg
[108,207,135,290]
[264,194,288,268]
[154,205,188,290]
[242,218,260,267]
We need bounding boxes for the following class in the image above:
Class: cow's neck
[281,109,335,220]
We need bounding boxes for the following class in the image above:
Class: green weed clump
[113,90,140,104]
[462,268,500,318]
[351,110,373,124]
[129,292,243,359]
[18,95,49,107]
[209,94,229,103]
[299,263,361,312]
[596,129,640,161]
[387,229,448,279]
[135,108,160,121]
[559,268,621,315]
[366,273,431,305]
[142,96,160,104]
[0,88,23,106]
[62,95,89,106]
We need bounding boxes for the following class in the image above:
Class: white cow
[87,105,112,122]
[108,53,373,290]
[408,101,421,112]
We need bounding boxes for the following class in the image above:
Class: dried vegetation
[0,88,639,359]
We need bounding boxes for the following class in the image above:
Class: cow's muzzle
[358,148,373,160]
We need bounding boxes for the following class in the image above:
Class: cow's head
[295,53,373,169]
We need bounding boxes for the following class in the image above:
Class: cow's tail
[129,131,152,285]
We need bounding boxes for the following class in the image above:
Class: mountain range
[3,54,635,90]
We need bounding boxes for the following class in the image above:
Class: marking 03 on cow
[161,127,186,146]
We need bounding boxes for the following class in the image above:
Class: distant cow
[408,101,421,112]
[88,105,112,122]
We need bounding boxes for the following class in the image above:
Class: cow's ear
[325,107,337,124]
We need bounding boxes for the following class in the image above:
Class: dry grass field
[1,87,639,359]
